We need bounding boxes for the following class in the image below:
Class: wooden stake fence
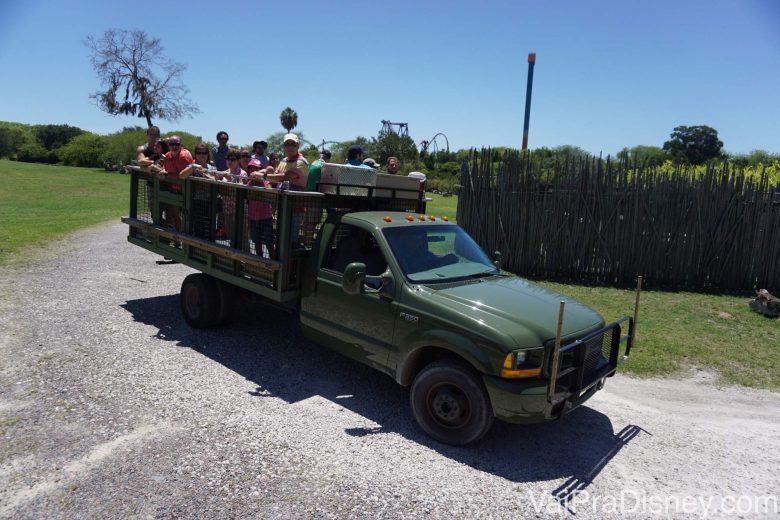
[457,150,780,291]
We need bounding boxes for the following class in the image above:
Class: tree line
[2,120,779,188]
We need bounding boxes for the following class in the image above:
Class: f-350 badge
[400,312,419,324]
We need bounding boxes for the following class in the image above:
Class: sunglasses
[240,155,251,159]
[283,142,298,147]
[195,152,208,156]
[227,157,238,162]
[169,142,181,147]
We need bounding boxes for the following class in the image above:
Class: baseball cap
[283,133,299,144]
[247,159,262,169]
[347,145,365,160]
[363,158,380,168]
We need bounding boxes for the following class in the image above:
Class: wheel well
[399,346,474,386]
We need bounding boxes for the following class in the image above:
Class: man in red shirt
[151,136,193,230]
[160,136,193,176]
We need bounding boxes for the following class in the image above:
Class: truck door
[300,223,397,374]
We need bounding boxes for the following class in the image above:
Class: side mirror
[367,270,395,297]
[493,251,502,271]
[342,262,367,295]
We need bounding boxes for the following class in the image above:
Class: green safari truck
[123,165,635,445]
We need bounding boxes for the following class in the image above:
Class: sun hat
[363,158,380,169]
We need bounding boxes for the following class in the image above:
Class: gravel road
[1,222,778,519]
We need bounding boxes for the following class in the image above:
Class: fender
[395,327,501,385]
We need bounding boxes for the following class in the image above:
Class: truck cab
[300,211,632,445]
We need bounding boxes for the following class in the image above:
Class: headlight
[501,348,543,379]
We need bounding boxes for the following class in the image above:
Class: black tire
[180,274,220,328]
[214,278,237,326]
[410,359,495,446]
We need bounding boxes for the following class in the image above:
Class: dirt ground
[1,222,778,519]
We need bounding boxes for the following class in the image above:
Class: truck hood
[421,275,604,348]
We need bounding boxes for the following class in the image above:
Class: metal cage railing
[125,168,426,301]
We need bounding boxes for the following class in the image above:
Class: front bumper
[484,316,633,424]
[483,373,606,424]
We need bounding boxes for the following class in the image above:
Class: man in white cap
[262,133,308,188]
[259,133,309,245]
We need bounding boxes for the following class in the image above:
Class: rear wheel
[180,274,220,328]
[410,359,494,445]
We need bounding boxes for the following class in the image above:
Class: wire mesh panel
[244,187,279,259]
[136,172,154,224]
[216,183,240,248]
[190,180,213,239]
[240,262,276,287]
[286,192,327,249]
[155,179,182,236]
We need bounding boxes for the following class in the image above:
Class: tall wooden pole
[522,53,536,151]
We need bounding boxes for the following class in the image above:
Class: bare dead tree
[85,29,199,127]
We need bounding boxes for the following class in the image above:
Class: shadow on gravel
[122,295,648,486]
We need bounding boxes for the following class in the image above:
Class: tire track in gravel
[0,424,166,516]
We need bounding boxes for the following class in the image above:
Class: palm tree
[280,107,298,133]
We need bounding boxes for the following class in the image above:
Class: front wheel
[410,359,494,445]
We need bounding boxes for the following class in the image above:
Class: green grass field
[1,160,776,389]
[0,160,128,264]
[424,193,458,221]
[540,282,778,389]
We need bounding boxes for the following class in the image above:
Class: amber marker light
[442,216,449,221]
[405,215,414,221]
[383,216,393,222]
[418,215,425,221]
[428,215,436,221]
[500,353,542,379]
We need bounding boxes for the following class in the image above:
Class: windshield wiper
[466,270,498,278]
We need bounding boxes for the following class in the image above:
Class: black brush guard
[545,316,635,418]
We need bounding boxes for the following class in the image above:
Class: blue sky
[1,0,778,155]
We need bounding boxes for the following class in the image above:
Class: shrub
[0,123,36,159]
[16,142,58,164]
[103,127,147,165]
[33,124,85,150]
[59,133,108,167]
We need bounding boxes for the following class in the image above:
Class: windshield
[383,225,497,283]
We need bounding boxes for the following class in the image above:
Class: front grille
[548,322,621,397]
[582,327,617,377]
[545,316,634,416]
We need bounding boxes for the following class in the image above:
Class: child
[215,149,247,242]
[246,159,275,258]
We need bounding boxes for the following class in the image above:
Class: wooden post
[547,300,566,403]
